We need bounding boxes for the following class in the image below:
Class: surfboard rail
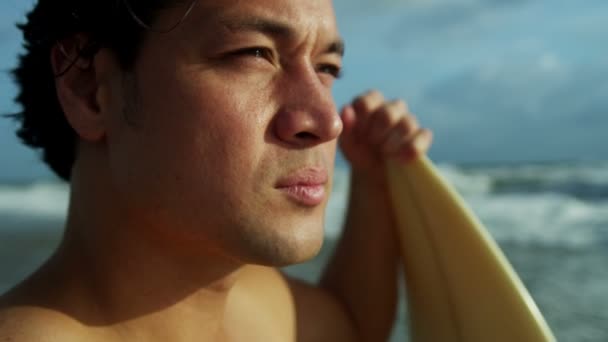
[387,156,556,342]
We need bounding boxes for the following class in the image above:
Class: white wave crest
[2,162,607,248]
[466,193,608,248]
[436,163,494,195]
[0,181,69,218]
[324,163,608,248]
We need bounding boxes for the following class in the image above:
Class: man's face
[104,0,343,266]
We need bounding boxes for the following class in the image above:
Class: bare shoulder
[226,265,296,341]
[230,266,356,342]
[282,274,357,342]
[0,303,89,342]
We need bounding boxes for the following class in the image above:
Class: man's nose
[273,70,343,148]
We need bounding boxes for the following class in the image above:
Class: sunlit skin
[100,0,346,268]
[0,0,432,341]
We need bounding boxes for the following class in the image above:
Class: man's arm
[319,172,400,341]
[319,90,432,341]
[282,177,402,342]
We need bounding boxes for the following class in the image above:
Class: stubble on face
[106,0,342,267]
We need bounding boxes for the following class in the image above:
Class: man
[0,0,432,340]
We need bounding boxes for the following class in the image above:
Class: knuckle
[394,115,419,136]
[405,113,420,130]
[375,106,395,126]
[390,99,409,113]
[353,90,384,113]
[366,89,383,101]
[395,119,411,134]
[378,100,410,122]
[376,101,402,121]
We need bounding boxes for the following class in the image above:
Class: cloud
[414,60,608,161]
[333,0,608,162]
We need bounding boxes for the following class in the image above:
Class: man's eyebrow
[221,17,295,37]
[220,17,345,57]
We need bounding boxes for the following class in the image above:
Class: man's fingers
[402,129,433,162]
[352,90,386,115]
[343,90,433,165]
[381,125,432,160]
[352,90,385,138]
[368,100,417,145]
[340,105,357,133]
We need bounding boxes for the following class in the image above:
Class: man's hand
[312,90,434,341]
[339,90,433,180]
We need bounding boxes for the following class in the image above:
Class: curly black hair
[8,0,195,181]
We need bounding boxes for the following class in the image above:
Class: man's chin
[272,239,324,267]
[235,223,325,267]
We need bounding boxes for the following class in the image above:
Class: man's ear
[51,35,110,142]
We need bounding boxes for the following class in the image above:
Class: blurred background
[1,0,607,340]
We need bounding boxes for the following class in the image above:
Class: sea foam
[325,161,608,248]
[1,161,607,248]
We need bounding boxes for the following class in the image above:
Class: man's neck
[36,212,243,341]
[32,162,245,340]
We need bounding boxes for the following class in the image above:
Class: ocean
[1,0,608,340]
[2,161,608,341]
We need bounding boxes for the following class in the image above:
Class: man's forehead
[218,16,344,56]
[188,0,340,39]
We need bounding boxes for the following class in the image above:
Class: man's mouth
[275,168,328,206]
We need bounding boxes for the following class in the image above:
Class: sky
[1,0,607,181]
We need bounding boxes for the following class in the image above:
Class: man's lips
[275,168,328,206]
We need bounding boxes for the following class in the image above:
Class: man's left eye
[317,64,342,79]
[231,47,274,61]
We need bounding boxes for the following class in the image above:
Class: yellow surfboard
[386,156,556,342]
